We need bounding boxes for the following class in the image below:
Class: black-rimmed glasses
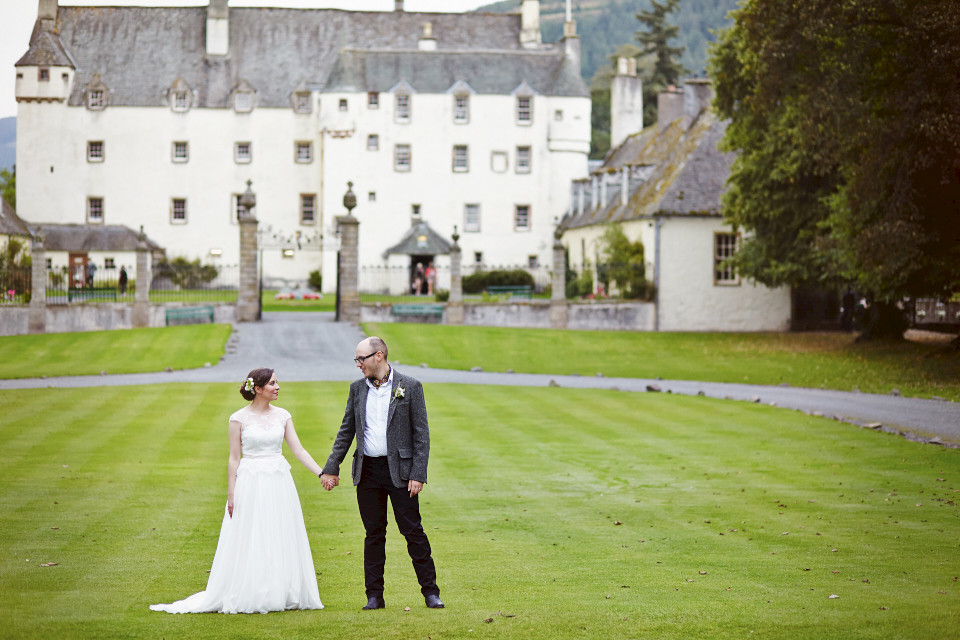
[354,351,379,365]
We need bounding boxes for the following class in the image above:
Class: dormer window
[516,96,532,124]
[39,68,50,82]
[88,91,105,109]
[173,91,189,111]
[235,92,252,112]
[167,77,193,112]
[85,74,111,111]
[454,94,469,123]
[368,92,379,108]
[395,93,410,123]
[294,92,311,114]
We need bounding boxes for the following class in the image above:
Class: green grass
[1,383,957,639]
[366,324,960,401]
[0,324,231,379]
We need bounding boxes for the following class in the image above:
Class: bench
[392,303,444,319]
[67,287,117,302]
[485,285,532,300]
[165,305,215,326]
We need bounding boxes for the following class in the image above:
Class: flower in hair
[244,377,254,392]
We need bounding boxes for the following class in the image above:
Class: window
[516,146,531,173]
[38,68,50,82]
[516,96,532,124]
[87,197,104,223]
[554,109,564,121]
[367,134,379,151]
[464,204,480,232]
[235,92,253,112]
[411,204,421,217]
[338,98,348,111]
[514,204,530,231]
[45,258,52,269]
[104,257,116,269]
[714,233,740,285]
[171,198,187,223]
[87,141,104,163]
[232,194,244,222]
[491,151,508,173]
[368,191,376,202]
[172,141,189,163]
[300,194,316,224]
[454,94,469,123]
[88,90,104,109]
[452,145,468,172]
[294,93,311,113]
[474,251,483,265]
[295,141,313,163]
[235,142,251,163]
[368,92,380,108]
[395,93,410,122]
[282,249,295,259]
[394,144,411,172]
[528,255,539,269]
[173,91,189,111]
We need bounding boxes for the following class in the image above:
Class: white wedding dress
[151,406,323,614]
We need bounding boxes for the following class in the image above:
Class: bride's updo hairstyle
[240,367,275,401]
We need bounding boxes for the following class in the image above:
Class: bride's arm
[227,420,241,517]
[284,419,324,477]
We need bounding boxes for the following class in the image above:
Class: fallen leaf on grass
[828,594,839,599]
[404,607,411,611]
[50,527,59,530]
[699,571,707,575]
[614,521,622,526]
[879,606,889,610]
[39,563,58,567]
[484,618,494,623]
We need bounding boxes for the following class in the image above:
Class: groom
[320,336,443,610]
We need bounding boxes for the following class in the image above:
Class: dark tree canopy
[709,0,960,304]
[636,0,688,126]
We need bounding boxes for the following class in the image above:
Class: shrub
[435,289,450,302]
[308,269,322,292]
[155,257,218,289]
[462,269,534,294]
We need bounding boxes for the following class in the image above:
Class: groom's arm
[322,382,358,477]
[408,379,430,484]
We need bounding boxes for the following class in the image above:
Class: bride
[151,368,329,614]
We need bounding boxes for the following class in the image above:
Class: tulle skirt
[150,455,323,614]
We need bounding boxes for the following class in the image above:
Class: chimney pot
[395,0,404,11]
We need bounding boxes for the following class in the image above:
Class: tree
[709,0,960,340]
[597,225,655,300]
[636,0,688,126]
[0,165,14,209]
[156,257,219,290]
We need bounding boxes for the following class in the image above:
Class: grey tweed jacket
[321,369,430,488]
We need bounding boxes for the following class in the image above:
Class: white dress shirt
[362,368,393,457]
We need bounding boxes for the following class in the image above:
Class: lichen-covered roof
[383,220,452,258]
[0,199,32,237]
[30,224,163,252]
[25,6,584,108]
[561,112,734,231]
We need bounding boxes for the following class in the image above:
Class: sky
[0,0,496,120]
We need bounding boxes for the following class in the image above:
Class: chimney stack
[683,78,714,129]
[610,57,643,149]
[520,0,541,49]
[657,85,684,132]
[206,0,229,56]
[418,22,437,51]
[395,0,404,11]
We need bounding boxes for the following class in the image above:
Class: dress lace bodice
[229,405,290,459]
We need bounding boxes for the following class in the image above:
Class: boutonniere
[392,384,405,403]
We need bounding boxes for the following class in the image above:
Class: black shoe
[425,594,445,609]
[362,596,385,610]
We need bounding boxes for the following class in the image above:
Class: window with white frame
[554,109,564,121]
[714,232,740,285]
[412,204,422,217]
[394,144,411,172]
[171,198,187,223]
[39,68,50,82]
[88,90,104,109]
[516,95,532,124]
[232,194,244,223]
[338,98,348,111]
[235,92,253,112]
[514,204,530,231]
[235,142,251,163]
[294,93,311,113]
[516,146,531,173]
[528,255,539,269]
[104,257,115,269]
[87,197,104,223]
[368,92,379,108]
[368,191,376,202]
[454,94,469,123]
[295,141,313,163]
[395,93,410,122]
[464,204,480,232]
[300,194,316,224]
[87,141,104,163]
[452,145,468,172]
[172,141,189,163]
[173,91,189,111]
[367,134,379,151]
[474,251,483,265]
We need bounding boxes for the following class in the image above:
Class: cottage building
[0,199,31,248]
[560,70,791,332]
[14,0,590,293]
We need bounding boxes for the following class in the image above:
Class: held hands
[320,473,340,491]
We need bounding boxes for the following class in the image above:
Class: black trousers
[356,456,439,598]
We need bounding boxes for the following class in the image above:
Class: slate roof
[22,6,585,108]
[30,224,163,252]
[15,20,77,68]
[561,112,735,231]
[383,220,452,258]
[0,199,32,237]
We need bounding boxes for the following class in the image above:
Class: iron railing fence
[0,266,31,304]
[150,263,240,304]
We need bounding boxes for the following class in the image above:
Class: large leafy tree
[709,0,960,339]
[0,165,14,209]
[636,0,688,126]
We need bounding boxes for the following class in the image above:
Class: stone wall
[0,303,236,337]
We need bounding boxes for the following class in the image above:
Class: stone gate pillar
[550,226,568,329]
[447,226,463,325]
[236,182,259,323]
[29,230,46,334]
[336,182,360,324]
[133,226,152,328]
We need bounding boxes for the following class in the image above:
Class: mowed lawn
[0,324,232,379]
[367,324,960,401]
[1,383,957,639]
